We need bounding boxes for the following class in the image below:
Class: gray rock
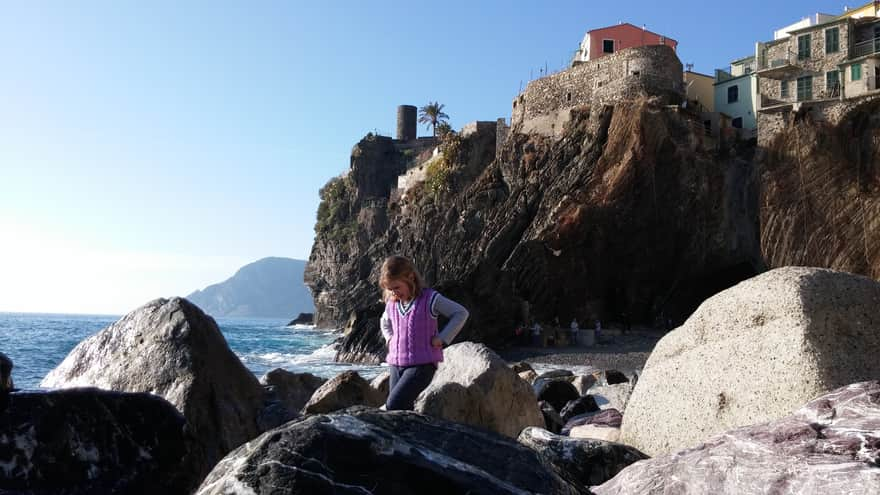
[560,395,600,422]
[1,388,202,494]
[415,342,543,438]
[260,368,326,415]
[1,351,12,392]
[519,369,538,385]
[563,408,623,435]
[302,370,383,414]
[510,361,534,374]
[196,407,582,495]
[591,382,634,413]
[571,374,598,395]
[40,297,265,473]
[597,381,880,494]
[518,427,648,488]
[534,378,580,412]
[621,267,880,455]
[536,369,574,380]
[370,370,390,398]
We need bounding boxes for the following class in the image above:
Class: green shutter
[798,34,811,60]
[852,64,862,81]
[825,27,839,53]
[797,76,813,101]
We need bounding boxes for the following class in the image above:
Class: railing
[757,48,796,71]
[852,37,880,58]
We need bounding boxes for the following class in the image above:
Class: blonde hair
[379,255,425,302]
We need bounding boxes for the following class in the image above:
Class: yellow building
[839,1,880,19]
[684,70,715,112]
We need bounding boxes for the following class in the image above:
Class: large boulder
[40,297,265,472]
[596,381,880,494]
[1,352,12,392]
[518,427,648,488]
[1,388,202,494]
[414,342,543,438]
[621,267,880,455]
[301,370,384,414]
[196,407,582,495]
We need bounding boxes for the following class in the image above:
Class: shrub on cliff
[315,175,356,242]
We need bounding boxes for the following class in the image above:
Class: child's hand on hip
[431,336,443,348]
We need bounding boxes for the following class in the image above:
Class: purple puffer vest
[385,288,443,367]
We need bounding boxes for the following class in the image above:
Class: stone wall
[757,93,880,146]
[461,121,497,138]
[510,45,684,135]
[496,118,510,159]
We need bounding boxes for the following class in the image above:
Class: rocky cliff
[760,98,880,276]
[306,97,763,356]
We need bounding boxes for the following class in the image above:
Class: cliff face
[306,98,762,355]
[760,99,880,276]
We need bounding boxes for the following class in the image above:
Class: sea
[0,312,384,389]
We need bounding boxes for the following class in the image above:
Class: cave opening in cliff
[661,261,761,328]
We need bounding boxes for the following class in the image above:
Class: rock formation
[1,388,201,494]
[414,342,543,438]
[301,370,384,414]
[597,381,880,494]
[195,407,583,495]
[40,297,265,476]
[0,352,12,393]
[257,368,325,430]
[621,267,880,455]
[307,97,762,358]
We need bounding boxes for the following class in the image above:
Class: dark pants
[386,363,437,411]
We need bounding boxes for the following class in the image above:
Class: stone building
[511,45,684,137]
[756,3,880,144]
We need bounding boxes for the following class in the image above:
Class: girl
[379,255,469,410]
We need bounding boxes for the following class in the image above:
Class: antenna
[686,62,694,72]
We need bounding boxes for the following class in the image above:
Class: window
[732,117,743,129]
[825,27,840,53]
[798,34,811,60]
[827,70,840,96]
[727,85,739,103]
[603,39,614,54]
[781,80,790,98]
[797,75,813,101]
[852,63,862,81]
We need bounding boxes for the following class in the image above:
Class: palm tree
[418,102,449,137]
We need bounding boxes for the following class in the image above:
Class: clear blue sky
[0,0,850,314]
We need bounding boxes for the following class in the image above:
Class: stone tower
[396,105,417,141]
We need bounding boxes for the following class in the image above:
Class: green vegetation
[315,175,357,242]
[418,102,450,137]
[423,128,462,202]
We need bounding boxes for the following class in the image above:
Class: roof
[784,15,849,36]
[684,70,713,79]
[587,22,679,45]
[730,54,756,64]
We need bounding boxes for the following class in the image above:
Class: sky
[0,0,853,314]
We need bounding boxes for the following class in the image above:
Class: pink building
[573,23,678,64]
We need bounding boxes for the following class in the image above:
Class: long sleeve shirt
[380,292,469,345]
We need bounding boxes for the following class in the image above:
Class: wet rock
[40,297,264,476]
[560,395,600,422]
[598,381,880,494]
[518,427,648,488]
[196,407,582,495]
[415,342,543,438]
[0,352,12,393]
[302,370,384,414]
[287,313,314,325]
[1,388,201,494]
[622,268,880,455]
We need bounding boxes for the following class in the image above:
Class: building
[714,55,758,135]
[571,23,678,65]
[772,13,837,40]
[684,70,715,112]
[755,3,880,142]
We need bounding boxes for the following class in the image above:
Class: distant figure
[595,319,602,340]
[531,321,543,347]
[570,318,580,345]
[379,255,469,411]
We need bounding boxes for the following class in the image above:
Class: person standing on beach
[379,255,469,410]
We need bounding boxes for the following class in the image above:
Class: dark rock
[518,427,648,488]
[302,370,384,414]
[534,378,580,412]
[196,407,583,495]
[0,352,12,393]
[539,400,565,434]
[603,370,629,385]
[563,409,623,435]
[40,297,265,477]
[0,388,202,494]
[560,395,600,422]
[334,303,387,364]
[415,342,543,438]
[510,360,534,374]
[536,369,575,381]
[597,381,880,494]
[287,312,314,325]
[256,369,325,431]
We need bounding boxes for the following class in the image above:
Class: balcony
[757,49,802,79]
[852,36,880,58]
